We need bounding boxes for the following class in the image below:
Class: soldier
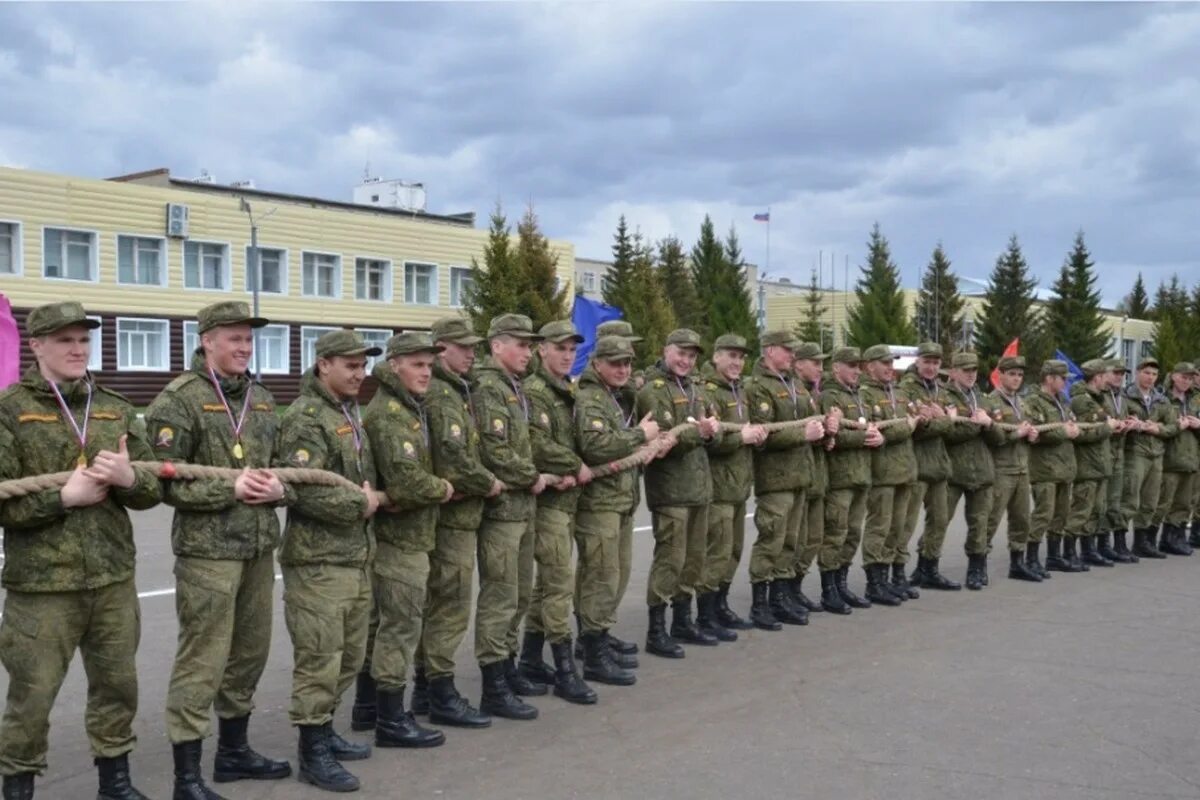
[1121,357,1173,559]
[517,320,599,702]
[1067,360,1122,568]
[744,331,824,628]
[574,335,657,684]
[1024,360,1082,573]
[983,355,1043,581]
[698,334,767,636]
[637,328,722,657]
[858,345,918,605]
[146,301,292,799]
[1154,363,1199,555]
[899,343,958,593]
[1102,360,1138,562]
[818,347,882,611]
[790,342,838,609]
[0,302,161,800]
[275,331,383,792]
[473,314,551,720]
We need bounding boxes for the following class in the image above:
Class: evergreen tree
[845,223,917,348]
[1151,274,1194,366]
[462,204,522,336]
[601,215,637,312]
[513,205,569,329]
[912,242,965,357]
[975,234,1049,372]
[1043,231,1110,364]
[624,233,676,369]
[794,267,834,351]
[656,235,701,330]
[1117,272,1151,319]
[717,225,760,351]
[689,216,757,350]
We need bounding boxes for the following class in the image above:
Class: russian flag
[753,212,770,222]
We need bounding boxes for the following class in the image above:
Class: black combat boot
[1064,536,1088,571]
[604,637,639,669]
[505,655,548,697]
[581,631,636,686]
[350,667,376,732]
[212,715,291,783]
[716,582,755,629]
[912,556,962,590]
[749,581,782,630]
[696,591,738,641]
[427,675,491,728]
[1025,540,1051,578]
[1190,521,1200,549]
[645,604,685,658]
[325,723,371,762]
[605,631,639,655]
[297,724,359,793]
[770,579,810,624]
[1113,529,1138,563]
[480,661,538,720]
[669,596,718,645]
[96,754,149,800]
[865,565,901,605]
[2,774,32,800]
[551,638,601,700]
[1082,534,1114,567]
[1178,524,1194,555]
[376,688,445,748]
[819,570,852,615]
[1045,534,1072,572]
[1097,532,1122,563]
[788,575,825,612]
[172,741,227,800]
[964,555,986,591]
[518,631,557,687]
[1134,527,1166,559]
[836,565,871,608]
[979,554,990,586]
[1161,524,1191,556]
[892,563,919,599]
[411,665,430,715]
[1008,548,1042,581]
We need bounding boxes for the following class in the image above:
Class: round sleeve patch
[291,448,310,466]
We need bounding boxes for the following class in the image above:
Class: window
[450,266,473,307]
[87,316,103,372]
[43,227,96,281]
[117,235,166,286]
[1121,338,1135,373]
[184,241,230,290]
[301,326,339,371]
[355,258,392,301]
[357,328,392,371]
[244,247,287,294]
[582,271,596,292]
[303,252,341,298]
[0,221,20,275]
[404,262,437,305]
[250,324,290,375]
[1140,341,1154,360]
[182,321,200,364]
[116,318,170,371]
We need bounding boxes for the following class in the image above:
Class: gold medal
[233,441,244,460]
[77,452,88,468]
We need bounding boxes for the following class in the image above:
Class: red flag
[990,338,1019,390]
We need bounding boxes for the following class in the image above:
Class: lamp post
[240,198,276,380]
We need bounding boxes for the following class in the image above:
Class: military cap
[998,355,1026,372]
[831,346,863,364]
[539,319,584,343]
[1040,359,1069,377]
[386,331,444,358]
[26,301,101,337]
[760,330,796,348]
[713,333,750,353]
[862,344,894,362]
[1107,358,1128,373]
[596,319,643,343]
[592,335,635,361]
[1171,362,1198,375]
[1137,356,1160,370]
[950,352,979,370]
[315,329,383,359]
[431,316,484,346]
[665,328,703,351]
[916,341,943,359]
[196,300,269,334]
[1080,358,1109,378]
[488,313,543,340]
[792,341,828,361]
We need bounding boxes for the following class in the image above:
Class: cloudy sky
[1,2,1197,305]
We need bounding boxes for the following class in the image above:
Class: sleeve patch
[291,448,310,466]
[402,440,418,459]
[450,423,462,438]
[539,411,551,427]
[155,426,175,448]
[759,401,770,412]
[591,418,604,430]
[492,417,506,434]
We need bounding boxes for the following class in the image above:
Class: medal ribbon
[340,401,365,471]
[49,378,92,463]
[999,390,1023,421]
[207,365,253,451]
[609,388,634,428]
[507,375,530,421]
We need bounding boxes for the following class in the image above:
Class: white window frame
[404,261,439,306]
[0,220,22,276]
[115,233,169,288]
[356,327,392,371]
[302,251,342,299]
[354,256,393,302]
[87,315,103,372]
[582,270,596,292]
[182,321,200,367]
[449,265,474,308]
[182,239,232,292]
[115,317,171,372]
[41,225,99,282]
[250,323,291,375]
[244,245,289,295]
[300,325,340,372]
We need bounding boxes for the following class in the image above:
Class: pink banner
[0,294,20,390]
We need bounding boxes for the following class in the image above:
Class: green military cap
[431,316,485,346]
[950,352,979,370]
[713,333,750,353]
[539,319,584,343]
[488,313,543,340]
[862,344,894,362]
[1107,358,1128,373]
[1171,362,1198,375]
[665,328,703,351]
[1080,358,1109,378]
[998,355,1026,371]
[596,319,643,343]
[1137,356,1160,370]
[1040,359,1069,377]
[386,331,444,358]
[196,300,268,334]
[760,330,796,348]
[792,341,828,361]
[831,346,863,364]
[592,335,635,361]
[916,341,943,359]
[25,301,101,337]
[315,329,383,359]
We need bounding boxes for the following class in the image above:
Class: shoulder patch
[291,448,310,466]
[539,411,550,427]
[653,379,665,388]
[450,423,462,438]
[388,399,402,412]
[591,418,604,430]
[759,401,770,412]
[155,426,175,448]
[492,417,505,435]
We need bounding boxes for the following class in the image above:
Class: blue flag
[571,296,623,376]
[1055,349,1086,387]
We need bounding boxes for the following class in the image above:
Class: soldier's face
[1136,366,1158,390]
[664,344,699,377]
[865,360,894,383]
[950,368,977,388]
[492,334,533,375]
[762,345,792,372]
[1108,370,1124,389]
[439,340,476,376]
[539,340,577,379]
[319,355,368,399]
[595,358,632,388]
[832,361,860,386]
[713,348,745,381]
[202,325,253,377]
[793,358,821,382]
[392,353,436,395]
[30,325,91,382]
[1171,372,1191,392]
[1000,369,1024,393]
[916,356,941,380]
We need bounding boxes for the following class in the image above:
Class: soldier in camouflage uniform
[1121,357,1174,559]
[1102,360,1138,562]
[790,343,838,609]
[146,301,292,798]
[1067,360,1122,569]
[275,331,384,792]
[1024,360,1082,574]
[0,302,161,800]
[1154,363,1199,555]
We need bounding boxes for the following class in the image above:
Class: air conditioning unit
[166,203,190,238]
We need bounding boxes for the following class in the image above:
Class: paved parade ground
[7,503,1200,800]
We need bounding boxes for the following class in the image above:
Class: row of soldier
[2,300,1198,799]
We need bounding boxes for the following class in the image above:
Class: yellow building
[0,166,576,402]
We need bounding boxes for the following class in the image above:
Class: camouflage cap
[386,331,444,358]
[665,328,703,351]
[431,316,484,346]
[196,300,269,334]
[792,341,828,361]
[760,330,796,348]
[538,319,584,344]
[596,319,643,343]
[592,335,635,361]
[1041,359,1069,377]
[831,346,863,364]
[916,341,943,359]
[998,355,1027,372]
[862,344,894,362]
[950,352,979,370]
[488,313,543,340]
[1080,358,1109,378]
[1107,358,1128,373]
[1137,356,1160,370]
[713,333,750,353]
[26,301,101,337]
[315,329,383,359]
[1171,362,1198,375]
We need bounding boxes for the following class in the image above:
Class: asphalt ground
[6,502,1200,800]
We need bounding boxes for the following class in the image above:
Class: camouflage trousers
[475,514,535,666]
[796,491,825,575]
[775,489,809,581]
[986,472,1031,552]
[166,552,274,743]
[863,483,912,566]
[947,483,994,556]
[0,579,139,776]
[749,491,798,583]
[1066,479,1105,538]
[575,510,632,635]
[647,505,708,607]
[910,479,950,559]
[1030,481,1071,542]
[526,505,576,643]
[1122,453,1162,530]
[418,523,476,681]
[372,544,431,694]
[1104,447,1127,531]
[1156,471,1198,527]
[820,487,867,572]
[283,564,371,726]
[704,501,746,593]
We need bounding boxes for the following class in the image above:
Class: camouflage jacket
[803,379,828,498]
[0,368,161,592]
[1068,383,1114,481]
[1161,390,1197,473]
[860,376,917,486]
[941,382,995,489]
[1023,388,1077,484]
[819,379,872,490]
[637,362,719,509]
[898,372,954,482]
[700,363,753,504]
[524,365,584,513]
[427,363,495,530]
[1122,384,1176,460]
[575,367,646,514]
[745,359,815,494]
[1103,388,1130,468]
[474,357,540,521]
[986,389,1031,476]
[146,351,282,559]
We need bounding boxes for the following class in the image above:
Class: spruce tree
[690,216,758,349]
[1151,275,1194,366]
[845,223,917,348]
[913,242,965,357]
[1119,272,1151,319]
[794,267,833,350]
[657,235,701,330]
[601,215,637,312]
[975,234,1048,372]
[625,233,676,369]
[463,204,522,336]
[1043,231,1110,364]
[513,205,569,329]
[716,225,760,351]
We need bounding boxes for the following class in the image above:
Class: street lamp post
[240,198,276,381]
